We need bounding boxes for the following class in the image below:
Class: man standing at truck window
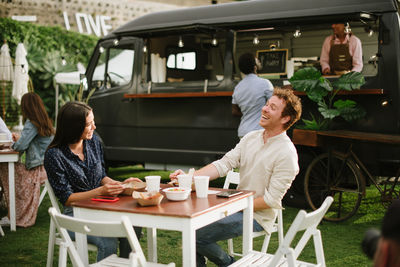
[170,88,302,267]
[232,53,274,138]
[320,23,363,75]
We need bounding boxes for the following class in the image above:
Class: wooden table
[72,188,254,267]
[0,150,19,231]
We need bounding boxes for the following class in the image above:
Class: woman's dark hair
[48,101,92,148]
[238,53,256,75]
[20,92,54,136]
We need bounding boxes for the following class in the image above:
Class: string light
[99,46,105,53]
[344,22,351,34]
[253,34,260,45]
[293,28,302,38]
[178,36,184,48]
[61,56,67,66]
[211,35,218,46]
[113,38,119,46]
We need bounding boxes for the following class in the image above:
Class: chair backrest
[48,207,147,267]
[269,196,334,267]
[45,179,61,213]
[223,170,240,189]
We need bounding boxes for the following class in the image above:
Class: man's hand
[169,169,185,180]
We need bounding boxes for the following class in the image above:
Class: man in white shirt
[170,88,302,266]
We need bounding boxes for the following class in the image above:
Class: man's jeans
[64,207,142,261]
[196,211,264,267]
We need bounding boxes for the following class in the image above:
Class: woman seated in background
[0,92,54,227]
[44,101,142,261]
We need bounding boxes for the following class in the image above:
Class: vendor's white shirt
[212,129,299,233]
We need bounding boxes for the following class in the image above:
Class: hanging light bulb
[211,35,218,46]
[344,22,351,34]
[368,27,374,37]
[61,57,67,66]
[99,46,105,53]
[293,28,302,38]
[21,64,26,74]
[178,36,184,47]
[253,34,260,45]
[113,38,119,46]
[143,45,147,53]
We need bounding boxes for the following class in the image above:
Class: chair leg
[260,233,271,253]
[313,230,326,267]
[58,242,68,267]
[39,186,47,208]
[227,238,235,256]
[0,225,4,237]
[47,220,56,267]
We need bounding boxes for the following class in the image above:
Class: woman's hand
[101,181,124,196]
[12,132,20,142]
[123,177,142,184]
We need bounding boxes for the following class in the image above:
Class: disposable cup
[194,176,209,198]
[145,175,161,192]
[177,174,193,191]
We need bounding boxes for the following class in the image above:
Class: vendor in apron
[320,23,363,75]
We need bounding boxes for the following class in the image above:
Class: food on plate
[123,180,146,191]
[132,191,163,206]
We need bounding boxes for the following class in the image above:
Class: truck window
[142,33,225,89]
[167,52,196,70]
[92,48,134,89]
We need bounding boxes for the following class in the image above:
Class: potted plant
[289,67,366,130]
[288,67,366,146]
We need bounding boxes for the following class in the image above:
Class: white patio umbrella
[12,43,29,105]
[0,42,14,120]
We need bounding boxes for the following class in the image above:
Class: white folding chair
[229,196,334,267]
[45,179,97,267]
[48,207,175,267]
[224,170,284,256]
[0,224,4,237]
[38,183,48,208]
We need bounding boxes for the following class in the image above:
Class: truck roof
[111,0,397,37]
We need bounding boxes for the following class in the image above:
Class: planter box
[292,129,322,147]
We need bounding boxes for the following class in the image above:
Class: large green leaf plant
[289,67,366,130]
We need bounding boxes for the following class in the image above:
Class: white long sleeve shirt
[212,129,299,233]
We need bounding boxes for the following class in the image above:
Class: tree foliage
[0,18,98,121]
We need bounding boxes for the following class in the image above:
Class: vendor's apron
[329,36,353,75]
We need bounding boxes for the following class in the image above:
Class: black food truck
[82,0,400,216]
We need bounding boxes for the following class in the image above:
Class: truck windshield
[92,48,134,89]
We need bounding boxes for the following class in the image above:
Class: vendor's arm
[320,36,332,74]
[351,36,363,72]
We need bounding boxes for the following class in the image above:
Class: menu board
[256,49,288,75]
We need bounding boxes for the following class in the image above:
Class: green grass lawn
[0,165,381,266]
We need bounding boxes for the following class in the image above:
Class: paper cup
[194,176,209,198]
[145,175,161,192]
[177,174,193,191]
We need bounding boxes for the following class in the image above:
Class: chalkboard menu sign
[256,49,288,75]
